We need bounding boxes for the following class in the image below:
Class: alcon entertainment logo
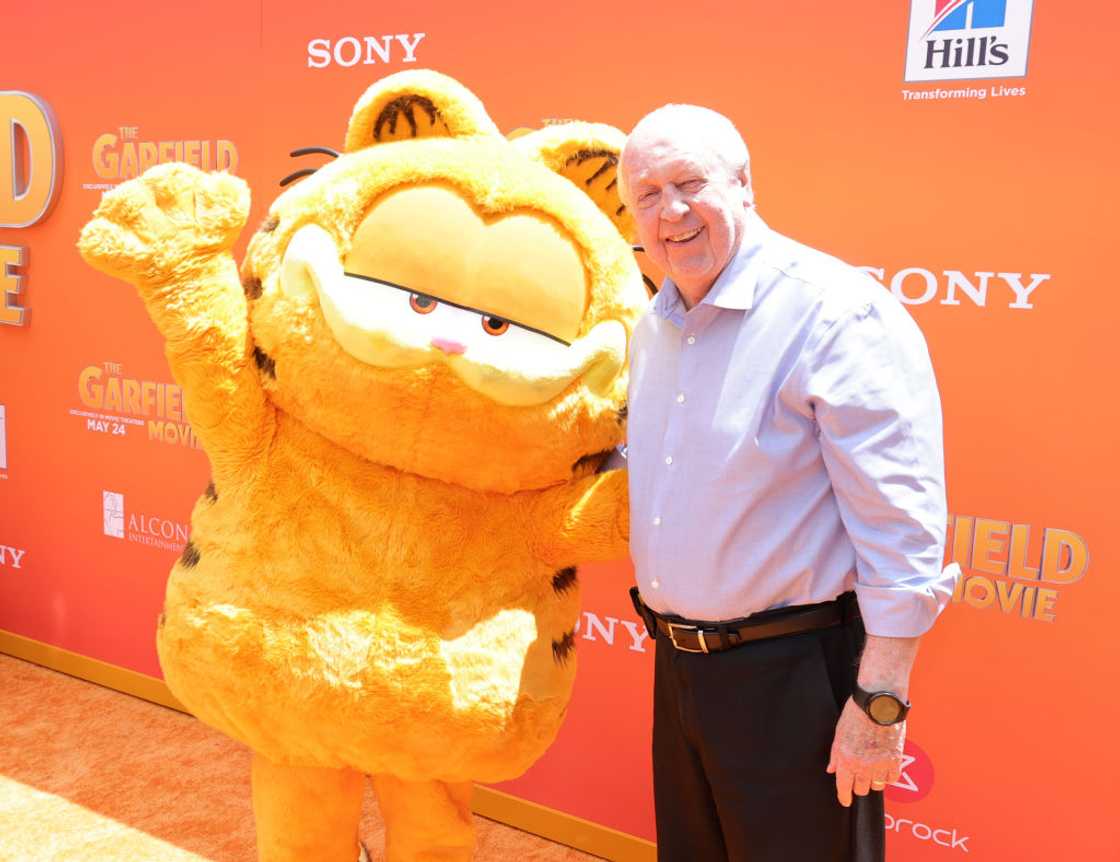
[905,0,1035,83]
[102,490,189,553]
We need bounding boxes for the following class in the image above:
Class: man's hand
[827,698,904,806]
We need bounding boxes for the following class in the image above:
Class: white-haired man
[619,105,957,861]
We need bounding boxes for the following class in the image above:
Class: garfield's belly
[157,574,579,783]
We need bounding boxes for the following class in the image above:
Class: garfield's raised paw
[78,162,249,289]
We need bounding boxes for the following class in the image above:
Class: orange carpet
[0,654,600,861]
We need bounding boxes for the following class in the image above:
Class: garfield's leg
[372,774,475,862]
[252,753,364,862]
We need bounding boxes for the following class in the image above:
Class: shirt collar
[653,209,769,320]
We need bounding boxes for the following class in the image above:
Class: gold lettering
[141,381,157,416]
[1033,588,1059,623]
[0,244,27,326]
[995,580,1024,613]
[951,515,974,567]
[963,575,996,610]
[79,365,103,407]
[120,141,138,178]
[1040,529,1089,584]
[93,133,118,178]
[1007,523,1040,580]
[123,378,141,415]
[0,91,61,228]
[139,141,158,173]
[971,518,1009,576]
[103,376,123,412]
[216,140,238,173]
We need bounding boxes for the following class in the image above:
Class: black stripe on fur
[180,541,201,569]
[242,273,263,299]
[253,346,277,379]
[552,630,576,665]
[552,566,578,595]
[375,95,439,141]
[572,449,612,476]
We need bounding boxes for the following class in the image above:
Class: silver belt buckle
[668,622,710,654]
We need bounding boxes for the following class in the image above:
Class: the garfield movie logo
[86,126,238,189]
[70,362,200,450]
[947,514,1089,623]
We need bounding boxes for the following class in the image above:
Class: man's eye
[409,293,437,314]
[481,315,510,336]
[639,191,658,204]
[680,179,705,192]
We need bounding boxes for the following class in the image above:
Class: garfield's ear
[344,70,500,153]
[513,122,636,243]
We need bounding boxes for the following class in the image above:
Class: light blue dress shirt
[626,210,958,638]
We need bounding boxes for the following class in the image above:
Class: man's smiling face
[621,121,751,308]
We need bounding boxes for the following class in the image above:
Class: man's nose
[661,192,689,221]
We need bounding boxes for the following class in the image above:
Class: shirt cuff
[854,563,960,637]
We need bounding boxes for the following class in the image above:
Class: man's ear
[512,122,637,244]
[344,69,501,153]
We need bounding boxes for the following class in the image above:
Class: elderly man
[618,105,957,861]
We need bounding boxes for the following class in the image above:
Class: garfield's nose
[431,337,466,355]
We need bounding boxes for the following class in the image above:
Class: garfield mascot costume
[78,70,646,861]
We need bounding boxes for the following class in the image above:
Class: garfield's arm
[530,468,630,568]
[78,163,273,482]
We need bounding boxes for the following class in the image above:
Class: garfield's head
[242,71,646,494]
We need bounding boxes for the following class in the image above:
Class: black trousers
[652,600,885,862]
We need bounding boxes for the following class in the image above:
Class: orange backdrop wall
[3,1,1118,858]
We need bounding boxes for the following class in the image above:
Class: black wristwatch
[852,683,910,726]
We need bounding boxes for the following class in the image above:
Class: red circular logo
[885,739,935,804]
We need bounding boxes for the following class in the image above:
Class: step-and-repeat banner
[3,1,1118,858]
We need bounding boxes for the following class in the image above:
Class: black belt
[630,587,859,654]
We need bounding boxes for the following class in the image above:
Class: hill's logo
[905,0,1035,82]
[101,490,189,553]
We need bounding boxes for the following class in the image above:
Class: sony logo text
[307,34,426,69]
[860,267,1049,309]
[0,545,27,569]
[575,611,650,653]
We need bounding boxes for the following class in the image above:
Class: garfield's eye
[409,293,437,314]
[481,315,510,336]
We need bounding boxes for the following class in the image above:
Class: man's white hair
[620,104,754,205]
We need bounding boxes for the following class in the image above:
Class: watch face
[868,694,903,725]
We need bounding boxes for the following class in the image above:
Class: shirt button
[686,335,696,345]
[676,393,686,404]
[664,455,673,465]
[652,516,661,526]
[651,580,660,590]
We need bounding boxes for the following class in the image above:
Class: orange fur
[77,71,644,862]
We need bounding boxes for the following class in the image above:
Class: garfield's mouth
[279,223,627,407]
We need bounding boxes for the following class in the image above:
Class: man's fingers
[834,766,854,808]
[869,770,891,793]
[852,772,872,798]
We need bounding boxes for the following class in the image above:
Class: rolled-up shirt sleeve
[799,295,959,637]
